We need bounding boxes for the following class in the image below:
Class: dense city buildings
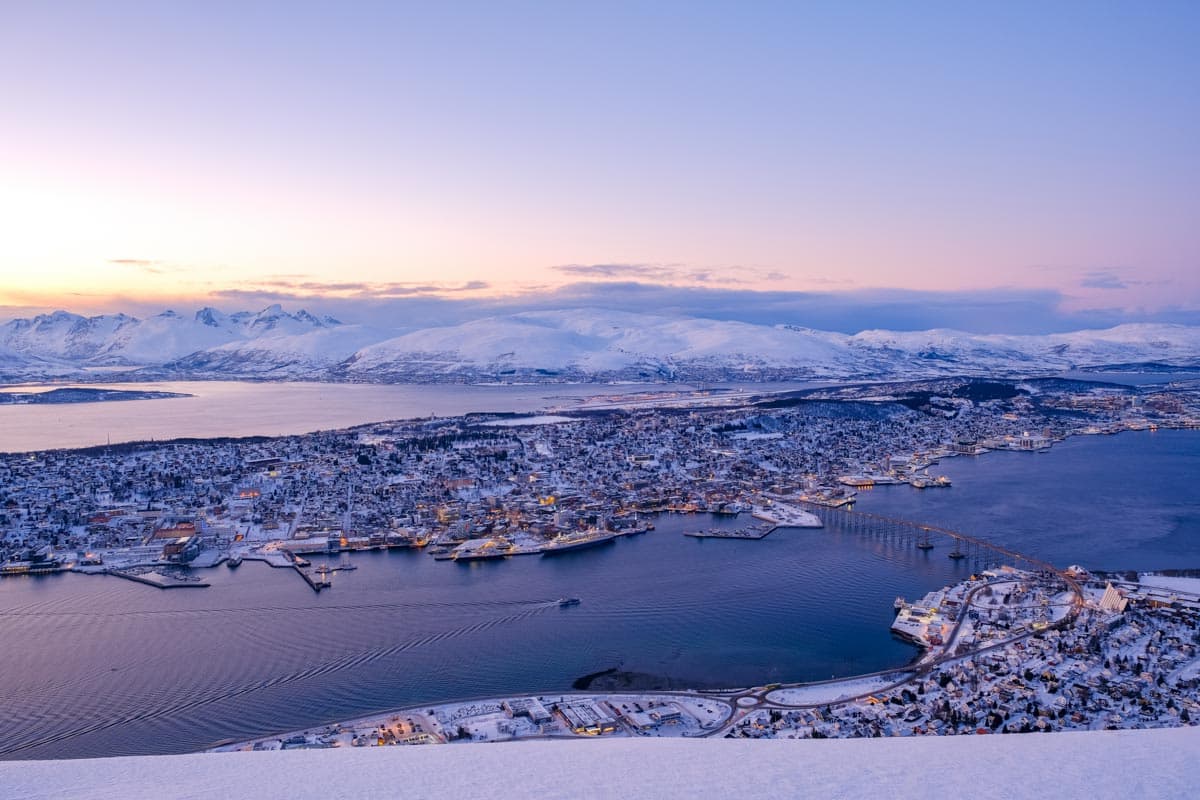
[2,377,1197,580]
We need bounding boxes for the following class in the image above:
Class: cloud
[7,281,1199,334]
[106,258,193,276]
[1080,270,1129,290]
[190,281,1200,335]
[551,263,787,287]
[217,279,491,300]
[552,263,676,279]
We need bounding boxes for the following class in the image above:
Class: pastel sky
[1,1,1198,331]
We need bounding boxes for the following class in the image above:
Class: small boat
[948,549,966,560]
[226,554,242,569]
[558,597,581,607]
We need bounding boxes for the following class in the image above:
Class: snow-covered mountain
[2,305,1199,383]
[340,310,861,380]
[0,305,343,369]
[341,311,1200,381]
[158,324,387,379]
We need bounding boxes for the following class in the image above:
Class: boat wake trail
[0,603,551,758]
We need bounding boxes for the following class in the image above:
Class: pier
[241,551,330,592]
[296,567,331,592]
[107,570,211,589]
[684,526,774,540]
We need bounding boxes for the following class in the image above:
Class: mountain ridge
[3,306,1199,383]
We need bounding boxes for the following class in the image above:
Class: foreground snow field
[3,728,1197,800]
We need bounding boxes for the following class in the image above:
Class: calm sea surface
[852,429,1200,572]
[0,411,1197,759]
[0,381,721,452]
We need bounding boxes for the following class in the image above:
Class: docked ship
[910,473,952,489]
[428,544,458,560]
[0,546,65,577]
[540,529,617,555]
[452,538,514,562]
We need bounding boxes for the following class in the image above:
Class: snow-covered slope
[161,324,387,378]
[342,310,866,379]
[0,311,138,362]
[847,323,1200,374]
[3,306,1199,382]
[2,728,1196,800]
[342,311,1200,381]
[1,305,342,369]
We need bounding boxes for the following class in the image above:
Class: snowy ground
[766,674,911,706]
[1139,575,1200,596]
[750,501,823,527]
[3,728,1197,800]
[476,415,578,427]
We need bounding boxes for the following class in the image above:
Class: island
[0,387,192,405]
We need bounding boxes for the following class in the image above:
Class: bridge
[794,500,1065,576]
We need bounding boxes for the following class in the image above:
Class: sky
[1,1,1198,332]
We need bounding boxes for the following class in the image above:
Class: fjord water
[852,429,1200,572]
[0,512,941,760]
[0,381,771,452]
[0,430,1196,759]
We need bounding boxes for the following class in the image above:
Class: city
[3,1,1199,795]
[3,377,1197,586]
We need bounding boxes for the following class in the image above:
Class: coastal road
[702,569,1086,738]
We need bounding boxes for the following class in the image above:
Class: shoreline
[211,568,1200,753]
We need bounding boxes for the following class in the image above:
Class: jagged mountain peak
[195,307,225,326]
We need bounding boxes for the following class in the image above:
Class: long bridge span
[793,500,1066,576]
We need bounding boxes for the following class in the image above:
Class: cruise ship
[540,529,618,555]
[452,538,515,562]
